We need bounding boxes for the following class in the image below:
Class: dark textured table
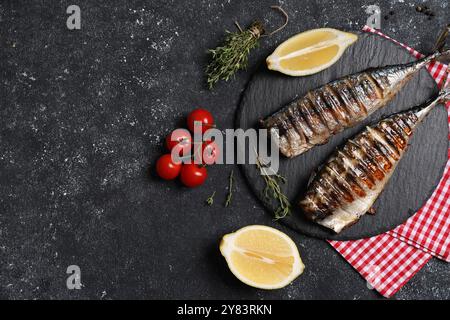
[1,0,449,300]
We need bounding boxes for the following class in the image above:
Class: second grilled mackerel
[299,88,450,233]
[262,50,450,158]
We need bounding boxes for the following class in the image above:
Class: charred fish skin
[298,89,449,233]
[262,50,449,158]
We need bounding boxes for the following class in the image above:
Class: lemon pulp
[220,225,304,289]
[266,28,358,76]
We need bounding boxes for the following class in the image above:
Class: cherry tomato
[187,108,214,134]
[202,141,220,165]
[180,164,208,188]
[165,128,192,156]
[156,154,182,180]
[193,140,220,165]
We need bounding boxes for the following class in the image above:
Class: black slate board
[236,32,448,240]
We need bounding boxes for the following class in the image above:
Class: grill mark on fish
[360,75,380,99]
[370,69,392,92]
[282,107,317,152]
[389,118,410,141]
[354,135,389,178]
[360,75,382,113]
[291,103,316,144]
[367,127,400,161]
[314,184,339,214]
[321,172,348,204]
[302,195,327,220]
[298,99,330,143]
[338,150,375,190]
[304,175,348,218]
[272,115,292,156]
[318,176,345,209]
[330,81,363,120]
[378,123,402,154]
[365,74,384,99]
[278,113,292,134]
[347,140,385,181]
[380,121,407,151]
[345,170,367,198]
[324,165,355,202]
[278,135,291,156]
[349,158,376,190]
[393,111,417,131]
[326,161,366,197]
[322,85,351,126]
[275,114,293,155]
[329,160,367,198]
[307,91,340,132]
[393,115,413,136]
[285,106,307,146]
[404,112,418,128]
[347,78,370,116]
[286,129,303,155]
[370,137,395,169]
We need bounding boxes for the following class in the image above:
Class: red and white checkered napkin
[328,26,450,298]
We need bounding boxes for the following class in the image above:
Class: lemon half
[266,28,358,76]
[220,225,304,290]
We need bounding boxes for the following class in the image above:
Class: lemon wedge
[219,225,304,289]
[266,28,358,76]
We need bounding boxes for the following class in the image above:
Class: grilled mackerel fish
[298,88,450,233]
[262,50,450,158]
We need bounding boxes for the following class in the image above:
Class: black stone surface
[0,0,449,299]
[237,32,448,240]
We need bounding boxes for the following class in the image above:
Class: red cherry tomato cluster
[156,108,219,188]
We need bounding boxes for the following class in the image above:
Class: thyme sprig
[255,156,291,220]
[225,170,234,207]
[205,6,288,89]
[206,191,216,206]
[206,22,263,89]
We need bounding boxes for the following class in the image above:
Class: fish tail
[413,49,450,70]
[414,70,450,121]
[438,87,450,102]
[425,49,450,63]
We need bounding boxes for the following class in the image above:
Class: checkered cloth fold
[328,26,450,298]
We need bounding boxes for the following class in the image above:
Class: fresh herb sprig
[225,170,234,207]
[206,191,216,206]
[206,22,263,89]
[206,6,288,89]
[256,156,291,220]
